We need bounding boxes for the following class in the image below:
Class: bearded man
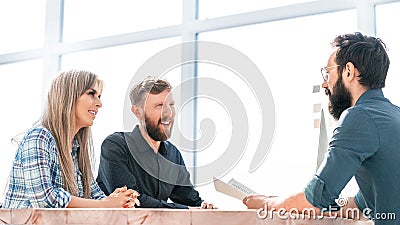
[97,77,213,209]
[244,32,399,225]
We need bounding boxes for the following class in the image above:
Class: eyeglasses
[320,65,340,81]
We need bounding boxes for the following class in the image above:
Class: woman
[4,70,139,208]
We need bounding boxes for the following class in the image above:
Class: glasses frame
[320,65,340,81]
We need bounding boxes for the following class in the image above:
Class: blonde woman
[4,70,139,208]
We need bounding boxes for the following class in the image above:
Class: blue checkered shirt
[4,127,106,208]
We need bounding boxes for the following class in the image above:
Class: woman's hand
[103,186,140,208]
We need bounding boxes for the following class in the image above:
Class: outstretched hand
[242,195,278,209]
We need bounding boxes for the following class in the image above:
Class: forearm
[137,194,188,209]
[170,186,202,207]
[324,197,364,219]
[279,192,321,213]
[67,196,106,208]
[26,185,72,208]
[286,194,363,219]
[67,188,138,208]
[244,191,320,214]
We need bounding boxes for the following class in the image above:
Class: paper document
[213,177,257,200]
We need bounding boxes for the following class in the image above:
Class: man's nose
[321,80,328,89]
[162,104,174,117]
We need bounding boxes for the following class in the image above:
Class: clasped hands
[104,185,140,208]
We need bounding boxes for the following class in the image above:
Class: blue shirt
[4,127,105,208]
[304,89,400,224]
[96,125,203,209]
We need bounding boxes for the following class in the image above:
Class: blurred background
[1,0,399,208]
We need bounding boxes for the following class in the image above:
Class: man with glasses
[243,32,399,224]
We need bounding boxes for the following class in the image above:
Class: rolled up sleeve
[354,191,367,212]
[90,179,106,200]
[304,175,339,210]
[304,107,379,210]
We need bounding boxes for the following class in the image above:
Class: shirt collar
[355,89,385,106]
[131,125,168,155]
[71,138,80,156]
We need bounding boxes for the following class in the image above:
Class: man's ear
[344,62,358,82]
[132,105,144,119]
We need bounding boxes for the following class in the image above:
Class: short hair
[129,77,172,106]
[332,32,390,89]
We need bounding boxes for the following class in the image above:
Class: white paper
[213,177,257,200]
[227,178,258,196]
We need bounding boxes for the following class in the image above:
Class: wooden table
[0,208,374,225]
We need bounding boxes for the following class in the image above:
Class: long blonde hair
[41,70,103,198]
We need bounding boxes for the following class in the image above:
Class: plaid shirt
[4,127,105,208]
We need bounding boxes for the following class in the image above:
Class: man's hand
[242,195,275,209]
[243,192,322,217]
[201,202,217,209]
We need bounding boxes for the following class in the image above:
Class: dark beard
[144,115,172,142]
[326,75,352,120]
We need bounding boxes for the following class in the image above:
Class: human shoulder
[337,106,377,132]
[24,126,56,144]
[163,141,180,152]
[162,141,184,162]
[101,132,131,153]
[340,106,368,121]
[104,132,127,142]
[18,126,57,157]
